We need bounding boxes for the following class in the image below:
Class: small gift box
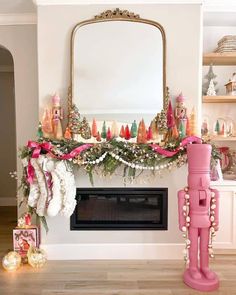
[13,226,40,258]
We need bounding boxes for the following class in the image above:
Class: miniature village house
[225,73,236,95]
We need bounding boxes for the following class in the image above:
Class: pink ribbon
[26,141,53,184]
[26,141,92,183]
[150,136,202,157]
[56,144,92,160]
[27,159,35,184]
[27,141,52,158]
[150,146,178,157]
[181,136,202,146]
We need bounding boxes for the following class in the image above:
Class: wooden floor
[1,207,236,295]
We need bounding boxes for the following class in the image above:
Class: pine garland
[18,137,220,232]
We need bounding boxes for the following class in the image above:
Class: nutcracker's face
[176,103,186,119]
[188,174,210,190]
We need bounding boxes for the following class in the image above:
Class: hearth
[70,188,168,230]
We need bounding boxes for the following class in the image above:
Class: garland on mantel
[18,136,220,231]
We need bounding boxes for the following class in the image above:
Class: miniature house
[225,78,236,95]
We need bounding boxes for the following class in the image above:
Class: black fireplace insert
[70,187,168,230]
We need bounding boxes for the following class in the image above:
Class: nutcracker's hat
[187,144,212,174]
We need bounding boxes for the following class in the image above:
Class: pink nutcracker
[52,93,63,140]
[175,92,187,137]
[178,143,219,291]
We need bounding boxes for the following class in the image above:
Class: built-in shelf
[211,136,236,142]
[211,179,236,186]
[202,95,236,103]
[203,52,236,66]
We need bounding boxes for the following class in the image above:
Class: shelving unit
[202,13,236,251]
[211,136,236,142]
[203,95,236,103]
[202,53,236,185]
[203,52,236,66]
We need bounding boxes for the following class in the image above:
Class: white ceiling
[0,0,36,14]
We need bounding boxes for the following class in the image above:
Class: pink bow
[26,141,92,184]
[27,141,52,158]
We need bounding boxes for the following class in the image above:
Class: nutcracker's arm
[178,189,186,231]
[210,188,219,231]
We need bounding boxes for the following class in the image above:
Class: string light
[180,187,217,263]
[180,187,191,264]
[208,191,217,258]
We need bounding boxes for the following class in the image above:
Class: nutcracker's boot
[200,227,217,280]
[188,227,202,279]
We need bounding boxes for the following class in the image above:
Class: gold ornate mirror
[69,8,166,124]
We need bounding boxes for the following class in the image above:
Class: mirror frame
[68,8,167,112]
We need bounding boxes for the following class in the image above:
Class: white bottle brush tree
[202,64,218,95]
[207,79,216,96]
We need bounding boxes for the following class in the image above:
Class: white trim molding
[32,0,236,12]
[42,242,233,260]
[0,13,37,26]
[33,0,203,5]
[42,243,185,260]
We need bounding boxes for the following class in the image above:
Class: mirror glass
[72,20,165,124]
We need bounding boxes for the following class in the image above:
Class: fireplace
[70,188,168,230]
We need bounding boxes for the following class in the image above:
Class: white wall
[0,25,38,206]
[0,70,16,204]
[37,4,202,259]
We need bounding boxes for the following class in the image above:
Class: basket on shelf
[214,35,236,53]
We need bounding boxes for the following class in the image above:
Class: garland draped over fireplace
[18,136,219,231]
